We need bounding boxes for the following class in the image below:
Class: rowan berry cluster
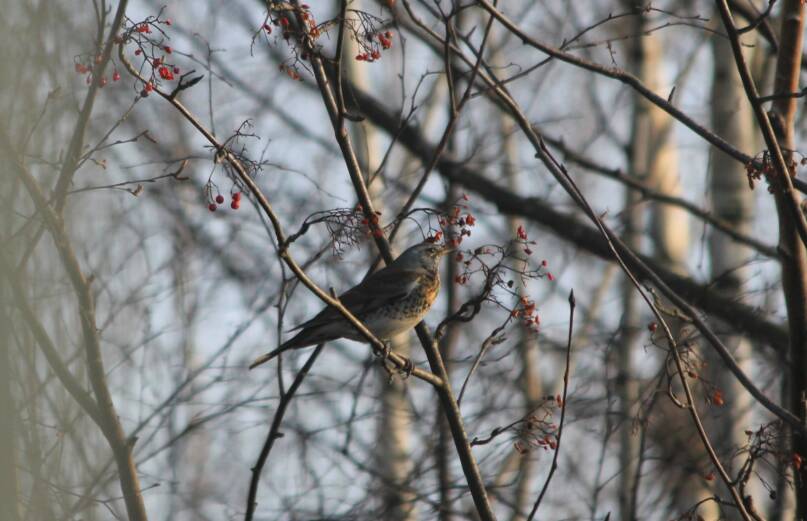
[355,31,394,63]
[436,195,475,251]
[512,399,561,454]
[262,3,317,42]
[722,421,804,499]
[260,3,320,82]
[349,10,395,64]
[73,53,122,88]
[199,121,270,214]
[745,150,804,192]
[513,225,553,281]
[207,191,242,213]
[510,296,541,334]
[120,13,180,97]
[356,205,387,239]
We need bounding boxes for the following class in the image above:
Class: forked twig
[244,344,324,521]
[526,290,575,521]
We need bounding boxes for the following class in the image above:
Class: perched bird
[250,240,451,368]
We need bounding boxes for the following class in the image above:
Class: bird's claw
[376,342,412,381]
[381,340,392,360]
[398,357,414,379]
[378,341,396,379]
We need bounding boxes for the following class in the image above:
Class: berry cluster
[260,3,320,82]
[354,205,386,239]
[207,191,242,213]
[512,399,560,454]
[263,3,316,41]
[725,421,805,498]
[355,31,394,62]
[745,150,805,192]
[510,296,541,334]
[73,53,122,88]
[513,225,553,280]
[121,13,180,97]
[436,195,475,250]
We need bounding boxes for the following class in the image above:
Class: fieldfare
[250,240,451,368]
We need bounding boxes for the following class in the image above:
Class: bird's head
[392,240,453,272]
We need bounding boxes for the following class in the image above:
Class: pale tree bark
[623,19,695,520]
[343,13,418,518]
[618,20,655,521]
[708,20,756,521]
[499,115,544,521]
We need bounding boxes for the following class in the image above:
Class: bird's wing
[289,267,421,331]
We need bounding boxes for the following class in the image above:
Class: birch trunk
[344,14,418,518]
[708,24,756,521]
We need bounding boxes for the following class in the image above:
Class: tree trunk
[709,22,756,520]
[769,2,807,517]
[345,14,419,518]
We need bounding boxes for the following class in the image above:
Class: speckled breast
[399,270,440,318]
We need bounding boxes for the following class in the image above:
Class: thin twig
[526,290,575,521]
[244,344,323,521]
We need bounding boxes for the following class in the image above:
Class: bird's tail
[248,345,291,369]
[248,329,321,369]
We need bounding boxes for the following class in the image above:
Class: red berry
[112,70,121,81]
[164,46,172,53]
[385,31,392,38]
[173,66,180,74]
[215,195,224,204]
[135,49,142,56]
[232,192,241,201]
[164,19,172,25]
[231,200,240,210]
[517,225,527,240]
[145,81,153,92]
[208,203,217,212]
[153,57,162,67]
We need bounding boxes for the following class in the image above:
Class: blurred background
[1,1,802,520]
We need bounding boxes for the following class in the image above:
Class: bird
[249,240,452,368]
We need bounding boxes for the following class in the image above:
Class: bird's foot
[398,356,414,379]
[380,340,392,360]
[378,341,396,379]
